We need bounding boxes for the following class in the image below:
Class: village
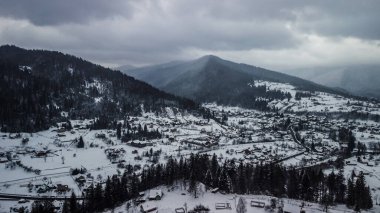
[1,94,380,212]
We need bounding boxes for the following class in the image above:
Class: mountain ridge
[0,45,198,132]
[123,55,353,108]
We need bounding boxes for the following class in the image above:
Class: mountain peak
[198,55,223,62]
[123,53,350,106]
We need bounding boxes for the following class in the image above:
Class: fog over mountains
[283,66,380,99]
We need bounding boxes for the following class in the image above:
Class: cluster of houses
[202,104,380,168]
[22,179,70,194]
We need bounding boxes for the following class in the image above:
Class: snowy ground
[251,80,380,115]
[105,184,379,213]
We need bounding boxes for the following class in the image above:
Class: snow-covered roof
[149,189,163,199]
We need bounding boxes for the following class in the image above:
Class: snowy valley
[1,88,380,212]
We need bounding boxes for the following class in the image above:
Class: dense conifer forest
[30,153,373,213]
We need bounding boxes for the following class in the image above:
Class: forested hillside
[0,45,198,132]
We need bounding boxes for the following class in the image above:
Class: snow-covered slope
[251,80,380,115]
[283,65,380,99]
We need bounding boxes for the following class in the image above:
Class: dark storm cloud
[0,0,132,25]
[169,0,380,41]
[0,0,379,68]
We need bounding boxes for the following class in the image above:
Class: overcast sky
[1,0,380,71]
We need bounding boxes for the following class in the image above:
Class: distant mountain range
[0,45,197,132]
[282,66,380,99]
[115,64,137,72]
[122,55,350,108]
[2,45,372,132]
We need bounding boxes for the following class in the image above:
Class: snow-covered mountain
[123,55,351,109]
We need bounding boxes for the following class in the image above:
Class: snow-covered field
[1,99,380,212]
[106,184,379,213]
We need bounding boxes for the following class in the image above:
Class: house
[250,200,265,208]
[367,161,375,167]
[345,160,357,166]
[175,208,185,213]
[95,133,106,138]
[35,151,48,157]
[37,185,49,194]
[56,184,69,193]
[215,203,231,209]
[21,137,29,143]
[211,188,219,193]
[140,203,157,213]
[0,157,8,163]
[57,127,66,133]
[149,189,163,200]
[75,176,86,184]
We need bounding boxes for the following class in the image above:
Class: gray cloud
[293,1,380,40]
[0,0,379,69]
[0,0,133,25]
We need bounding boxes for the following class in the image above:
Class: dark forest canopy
[32,153,373,213]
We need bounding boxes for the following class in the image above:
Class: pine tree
[85,184,95,212]
[211,154,219,186]
[326,172,336,203]
[94,183,104,211]
[236,197,247,213]
[346,178,355,207]
[364,186,373,209]
[31,200,54,213]
[218,168,231,193]
[116,123,122,139]
[204,169,213,187]
[77,136,84,148]
[189,171,198,198]
[62,200,70,213]
[287,169,299,199]
[355,172,366,210]
[104,177,114,208]
[352,172,373,210]
[138,124,142,133]
[335,170,346,204]
[301,173,311,201]
[321,184,330,212]
[347,130,356,154]
[69,192,77,213]
[238,162,246,194]
[130,173,139,196]
[144,124,148,133]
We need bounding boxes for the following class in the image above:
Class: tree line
[31,153,372,213]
